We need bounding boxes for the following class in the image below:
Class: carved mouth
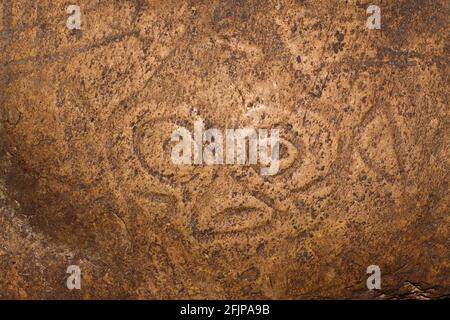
[191,191,274,242]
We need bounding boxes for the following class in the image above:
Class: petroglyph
[1,0,449,299]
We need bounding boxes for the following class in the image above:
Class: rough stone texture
[0,0,449,299]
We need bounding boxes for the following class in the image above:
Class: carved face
[1,0,448,299]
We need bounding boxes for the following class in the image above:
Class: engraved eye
[255,111,338,192]
[133,117,196,181]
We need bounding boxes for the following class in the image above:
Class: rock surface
[0,0,449,299]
